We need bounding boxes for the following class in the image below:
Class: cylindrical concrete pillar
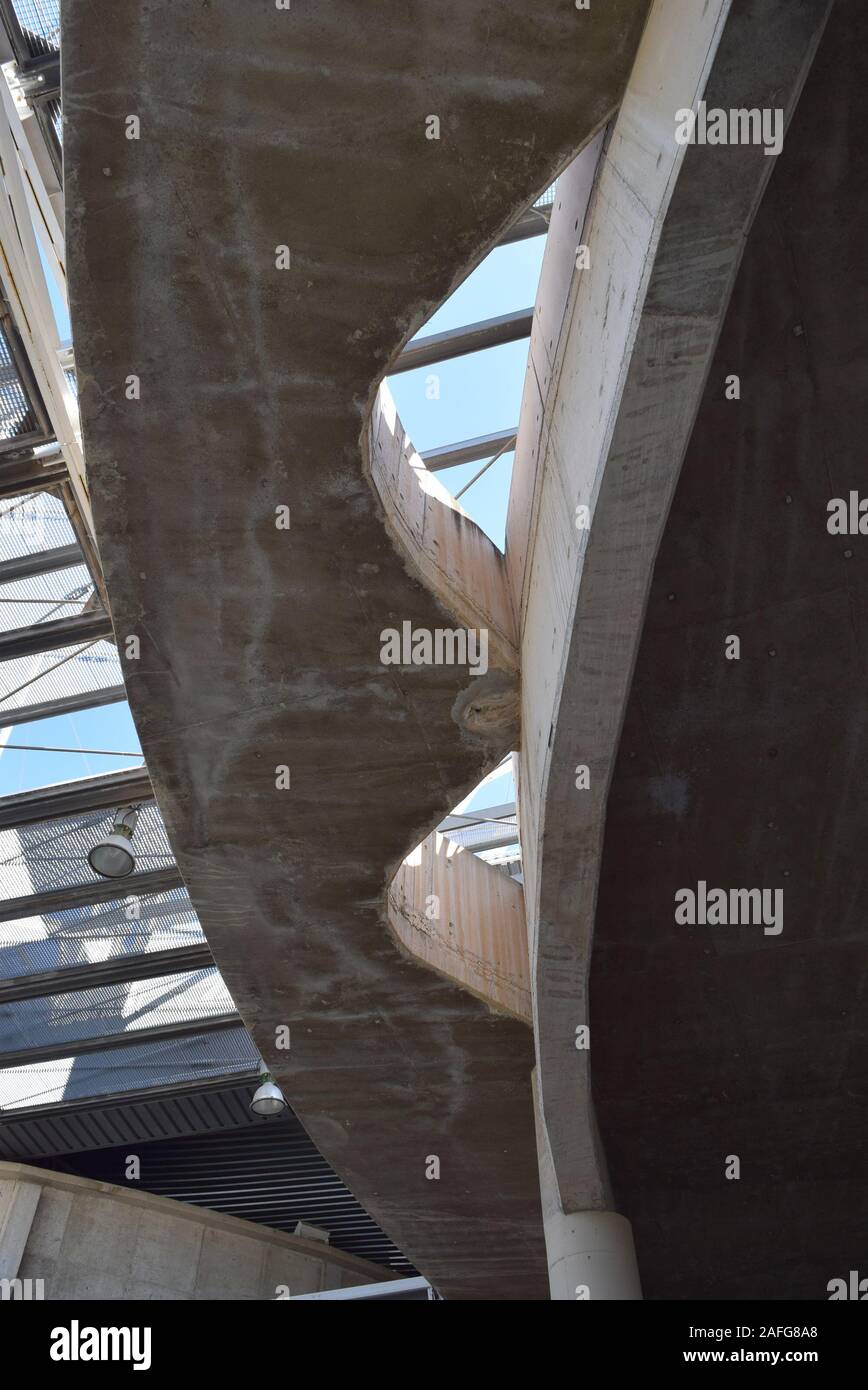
[532,1069,642,1299]
[544,1207,642,1300]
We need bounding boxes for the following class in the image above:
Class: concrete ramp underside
[592,0,868,1299]
[63,1,650,1297]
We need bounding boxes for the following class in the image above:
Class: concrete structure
[61,0,652,1300]
[509,0,833,1294]
[0,0,858,1303]
[0,1161,382,1299]
[591,0,868,1299]
[388,829,530,1023]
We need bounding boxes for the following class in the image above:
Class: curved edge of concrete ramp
[592,0,868,1298]
[63,0,651,1298]
[505,0,832,1283]
[388,831,531,1025]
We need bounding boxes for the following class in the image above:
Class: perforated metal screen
[0,886,205,981]
[0,800,174,904]
[10,0,59,56]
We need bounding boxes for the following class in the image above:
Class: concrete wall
[0,1162,384,1300]
[369,382,518,677]
[505,0,830,1223]
[388,830,530,1024]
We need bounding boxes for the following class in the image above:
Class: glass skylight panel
[0,563,93,635]
[0,966,234,1056]
[0,640,123,722]
[0,800,173,903]
[0,887,205,981]
[0,490,75,563]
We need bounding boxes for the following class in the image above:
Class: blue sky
[388,235,544,551]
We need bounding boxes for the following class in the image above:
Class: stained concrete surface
[592,0,868,1299]
[63,1,651,1297]
[506,0,831,1222]
[1,1163,380,1299]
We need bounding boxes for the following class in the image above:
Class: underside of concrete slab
[63,0,651,1298]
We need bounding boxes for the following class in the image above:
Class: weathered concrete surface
[63,0,651,1297]
[370,382,518,676]
[505,0,831,1229]
[592,0,868,1299]
[388,831,530,1023]
[0,1162,382,1299]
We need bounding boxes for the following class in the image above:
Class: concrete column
[533,1071,641,1300]
[544,1207,642,1301]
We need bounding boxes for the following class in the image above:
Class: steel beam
[0,683,127,727]
[0,944,215,1006]
[16,54,60,102]
[0,767,153,830]
[0,450,65,498]
[0,542,82,584]
[0,1012,241,1068]
[0,867,184,924]
[391,308,533,375]
[437,801,516,831]
[497,203,552,247]
[0,609,113,661]
[438,801,519,852]
[420,429,518,473]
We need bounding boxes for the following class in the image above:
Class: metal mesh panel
[0,886,205,980]
[0,491,75,562]
[533,181,557,210]
[0,799,173,903]
[0,563,93,635]
[0,967,235,1055]
[443,812,518,852]
[0,1025,259,1109]
[0,321,43,449]
[10,0,59,56]
[0,639,123,721]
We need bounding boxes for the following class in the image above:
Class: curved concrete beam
[369,382,518,678]
[388,831,530,1024]
[63,0,651,1298]
[506,0,831,1222]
